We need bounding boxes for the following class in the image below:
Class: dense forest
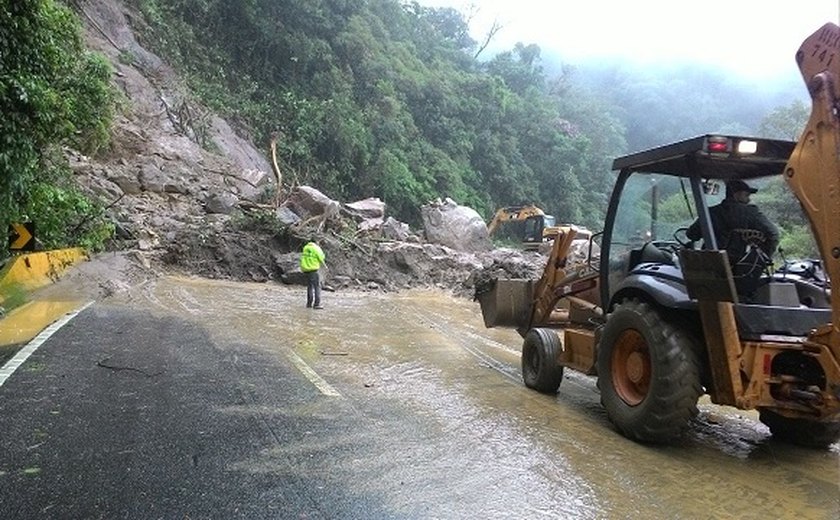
[126,0,621,227]
[0,0,813,256]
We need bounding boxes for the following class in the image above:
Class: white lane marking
[0,301,94,387]
[287,351,341,397]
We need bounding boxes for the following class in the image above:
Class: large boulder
[285,185,339,219]
[421,198,492,252]
[345,197,385,219]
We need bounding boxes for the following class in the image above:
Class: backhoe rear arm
[786,23,840,352]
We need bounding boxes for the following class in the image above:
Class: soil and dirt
[67,0,547,298]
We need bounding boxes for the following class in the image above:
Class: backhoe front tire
[759,409,840,449]
[522,328,564,394]
[597,298,703,443]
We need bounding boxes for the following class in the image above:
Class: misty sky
[414,1,840,82]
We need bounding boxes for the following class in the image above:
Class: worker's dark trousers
[305,270,321,307]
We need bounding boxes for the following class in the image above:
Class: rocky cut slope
[69,0,544,295]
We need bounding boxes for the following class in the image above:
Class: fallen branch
[96,357,164,377]
[203,168,260,188]
[72,1,122,52]
[238,200,276,211]
[332,230,372,255]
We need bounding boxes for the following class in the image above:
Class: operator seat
[629,241,675,268]
[725,228,772,297]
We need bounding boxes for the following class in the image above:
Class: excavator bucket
[475,278,534,328]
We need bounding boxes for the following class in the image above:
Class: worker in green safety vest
[300,239,326,309]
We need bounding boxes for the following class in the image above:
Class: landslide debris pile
[161,187,545,297]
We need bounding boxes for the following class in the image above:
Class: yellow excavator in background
[487,205,578,250]
[477,23,840,449]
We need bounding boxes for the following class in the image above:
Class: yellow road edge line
[0,299,84,347]
[0,248,88,300]
[287,351,341,397]
[0,301,94,387]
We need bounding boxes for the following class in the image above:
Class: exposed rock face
[72,0,273,246]
[421,198,492,253]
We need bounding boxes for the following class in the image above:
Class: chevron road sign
[8,222,35,251]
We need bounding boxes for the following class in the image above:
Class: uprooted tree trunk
[269,132,283,208]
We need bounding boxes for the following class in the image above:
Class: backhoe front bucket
[475,278,534,328]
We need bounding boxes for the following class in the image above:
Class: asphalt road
[0,303,388,518]
[0,276,838,519]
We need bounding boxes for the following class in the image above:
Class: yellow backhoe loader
[476,23,840,448]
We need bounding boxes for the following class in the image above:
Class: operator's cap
[726,179,758,196]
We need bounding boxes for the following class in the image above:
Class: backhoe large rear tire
[758,409,840,449]
[522,328,564,394]
[597,298,703,443]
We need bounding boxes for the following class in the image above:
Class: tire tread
[597,298,703,443]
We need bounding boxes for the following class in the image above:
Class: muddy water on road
[134,276,839,519]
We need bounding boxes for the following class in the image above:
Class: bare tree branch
[473,18,503,60]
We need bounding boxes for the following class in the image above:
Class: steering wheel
[673,227,693,248]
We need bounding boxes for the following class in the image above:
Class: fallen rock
[345,197,386,219]
[273,252,303,285]
[421,198,492,253]
[358,218,384,233]
[205,191,239,214]
[285,185,338,218]
[109,172,142,194]
[382,217,411,241]
[276,206,302,226]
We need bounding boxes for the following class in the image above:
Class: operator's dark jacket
[686,199,780,260]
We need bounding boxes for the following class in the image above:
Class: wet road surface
[1,275,838,519]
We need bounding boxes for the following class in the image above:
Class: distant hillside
[563,57,807,152]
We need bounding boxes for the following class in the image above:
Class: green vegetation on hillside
[129,0,626,227]
[0,0,116,257]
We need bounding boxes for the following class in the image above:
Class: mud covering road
[1,275,838,519]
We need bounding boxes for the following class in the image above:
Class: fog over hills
[535,49,808,151]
